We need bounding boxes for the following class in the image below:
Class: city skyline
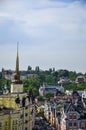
[0,0,86,73]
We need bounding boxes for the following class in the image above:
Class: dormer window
[70,108,74,111]
[69,114,77,119]
[73,114,77,119]
[69,114,72,119]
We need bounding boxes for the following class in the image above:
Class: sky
[0,0,86,73]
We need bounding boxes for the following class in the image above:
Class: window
[69,114,77,119]
[69,122,72,127]
[0,123,2,127]
[74,122,77,127]
[70,107,74,111]
[5,122,8,126]
[73,114,76,119]
[25,113,28,116]
[12,120,17,125]
[25,106,28,109]
[69,114,72,119]
[12,127,17,130]
[81,122,85,128]
[20,114,23,118]
[15,120,17,124]
[25,120,28,124]
[12,120,14,125]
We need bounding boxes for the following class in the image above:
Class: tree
[76,83,86,90]
[27,66,32,71]
[45,75,55,85]
[0,78,10,90]
[35,66,40,72]
[63,82,77,91]
[22,77,40,96]
[37,96,43,101]
[58,70,69,78]
[39,73,45,84]
[28,85,38,97]
[45,92,54,98]
[53,71,58,83]
[22,78,30,92]
[69,71,77,81]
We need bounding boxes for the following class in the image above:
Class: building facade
[0,44,35,130]
[39,84,64,96]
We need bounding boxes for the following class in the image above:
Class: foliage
[58,70,69,78]
[64,82,86,91]
[45,75,56,85]
[38,111,46,120]
[28,85,38,97]
[22,77,40,96]
[0,78,10,90]
[0,68,85,97]
[45,92,54,98]
[37,96,43,101]
[76,83,86,90]
[63,82,77,91]
[37,101,44,106]
[68,71,77,81]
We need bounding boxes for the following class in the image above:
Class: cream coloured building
[0,44,35,130]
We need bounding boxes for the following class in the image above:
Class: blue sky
[0,0,86,73]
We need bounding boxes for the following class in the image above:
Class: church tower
[11,43,23,93]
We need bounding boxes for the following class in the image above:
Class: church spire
[16,42,19,74]
[14,42,20,80]
[11,42,23,93]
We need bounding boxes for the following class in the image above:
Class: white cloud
[0,0,86,72]
[0,0,86,34]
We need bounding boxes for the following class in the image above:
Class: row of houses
[1,69,86,83]
[58,76,86,84]
[44,90,86,130]
[1,70,37,80]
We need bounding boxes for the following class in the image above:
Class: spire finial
[16,42,19,73]
[14,42,20,80]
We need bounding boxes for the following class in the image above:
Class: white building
[39,84,64,96]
